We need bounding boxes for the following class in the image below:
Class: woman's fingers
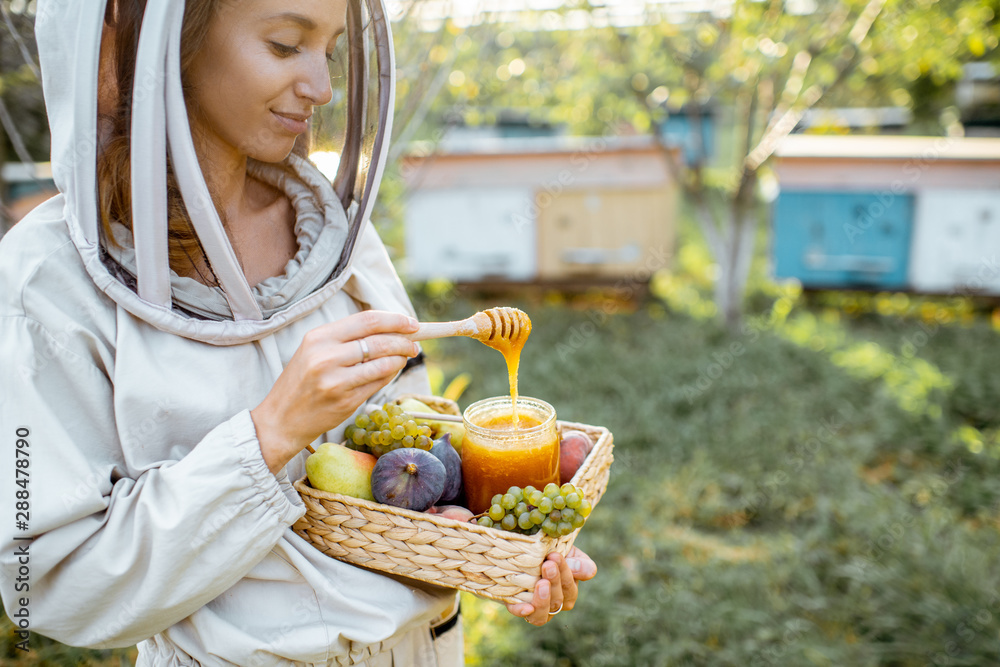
[566,546,598,581]
[543,555,566,615]
[506,554,571,626]
[549,552,578,611]
[348,357,412,395]
[351,334,420,365]
[253,311,422,475]
[525,578,552,625]
[313,310,420,344]
[319,333,417,369]
[304,333,416,395]
[504,580,548,625]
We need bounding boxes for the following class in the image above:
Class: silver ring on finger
[357,338,371,364]
[548,601,563,616]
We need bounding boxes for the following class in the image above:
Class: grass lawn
[407,274,1000,666]
[4,267,999,666]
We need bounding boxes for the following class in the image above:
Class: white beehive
[400,135,679,283]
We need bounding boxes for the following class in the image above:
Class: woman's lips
[273,112,310,134]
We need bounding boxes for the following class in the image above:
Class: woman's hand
[251,311,420,474]
[506,546,597,626]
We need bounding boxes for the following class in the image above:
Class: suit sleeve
[0,315,305,648]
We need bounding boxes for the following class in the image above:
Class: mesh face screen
[307,0,393,273]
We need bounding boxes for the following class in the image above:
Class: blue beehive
[661,107,715,166]
[772,135,1000,294]
[773,190,914,289]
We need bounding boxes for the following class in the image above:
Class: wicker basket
[292,396,614,605]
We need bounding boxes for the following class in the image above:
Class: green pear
[396,397,436,414]
[429,422,466,455]
[306,443,376,501]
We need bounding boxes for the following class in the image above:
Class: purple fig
[429,433,463,503]
[371,448,445,511]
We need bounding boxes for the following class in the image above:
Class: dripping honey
[476,308,532,426]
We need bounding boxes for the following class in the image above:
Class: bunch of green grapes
[476,483,592,538]
[344,403,434,458]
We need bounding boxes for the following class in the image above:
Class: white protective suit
[0,0,463,665]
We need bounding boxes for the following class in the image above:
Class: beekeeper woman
[0,0,596,664]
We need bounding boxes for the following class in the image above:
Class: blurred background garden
[3,0,1000,665]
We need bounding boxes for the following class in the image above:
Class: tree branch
[757,1,850,141]
[0,94,37,167]
[744,0,887,172]
[0,3,40,81]
[389,54,454,165]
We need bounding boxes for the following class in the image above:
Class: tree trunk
[716,200,757,332]
[0,142,7,235]
[714,253,734,328]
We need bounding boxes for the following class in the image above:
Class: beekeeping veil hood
[34,0,397,345]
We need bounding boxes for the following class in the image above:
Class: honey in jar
[462,396,559,515]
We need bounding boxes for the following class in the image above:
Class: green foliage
[429,0,998,144]
[0,607,136,666]
[0,3,48,162]
[408,270,1000,665]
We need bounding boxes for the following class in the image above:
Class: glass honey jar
[462,397,559,515]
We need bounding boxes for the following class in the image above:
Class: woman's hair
[97,0,223,284]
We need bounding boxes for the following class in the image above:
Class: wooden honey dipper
[406,307,531,347]
[408,307,532,425]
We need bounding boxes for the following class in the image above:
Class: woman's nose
[296,53,334,107]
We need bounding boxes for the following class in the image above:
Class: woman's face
[185,0,348,165]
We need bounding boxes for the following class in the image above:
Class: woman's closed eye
[270,41,339,64]
[270,41,301,57]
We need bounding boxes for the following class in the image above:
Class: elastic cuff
[274,467,307,513]
[231,409,306,526]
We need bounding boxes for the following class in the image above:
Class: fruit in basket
[426,505,475,522]
[396,398,467,454]
[396,397,436,414]
[479,483,592,537]
[429,422,466,454]
[371,448,446,511]
[306,443,376,501]
[559,430,594,484]
[349,403,435,458]
[429,433,463,503]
